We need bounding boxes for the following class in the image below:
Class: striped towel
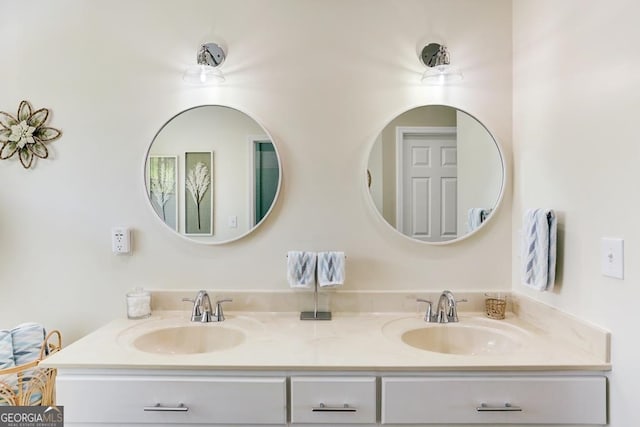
[11,323,46,405]
[521,209,557,291]
[0,330,16,406]
[287,251,317,288]
[11,323,46,366]
[0,330,14,370]
[317,251,345,288]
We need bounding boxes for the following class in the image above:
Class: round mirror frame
[144,105,283,245]
[365,104,506,245]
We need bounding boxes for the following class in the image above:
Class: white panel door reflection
[399,129,457,242]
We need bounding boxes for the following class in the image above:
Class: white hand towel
[287,251,317,288]
[521,209,557,291]
[318,251,345,287]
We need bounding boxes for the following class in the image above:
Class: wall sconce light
[420,43,463,85]
[183,42,226,84]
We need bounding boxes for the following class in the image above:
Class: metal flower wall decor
[0,100,62,169]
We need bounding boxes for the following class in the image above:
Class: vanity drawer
[57,374,287,425]
[381,376,606,425]
[290,376,377,424]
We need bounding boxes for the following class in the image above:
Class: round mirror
[145,105,281,244]
[366,105,504,244]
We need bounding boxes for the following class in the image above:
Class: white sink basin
[382,315,529,356]
[132,325,245,355]
[116,313,266,356]
[401,324,522,355]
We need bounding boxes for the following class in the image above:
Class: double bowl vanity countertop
[42,310,610,372]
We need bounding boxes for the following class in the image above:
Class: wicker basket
[0,330,62,406]
[485,297,507,320]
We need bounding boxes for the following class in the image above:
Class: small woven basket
[0,330,62,406]
[485,296,507,320]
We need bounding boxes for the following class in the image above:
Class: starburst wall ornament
[0,100,62,169]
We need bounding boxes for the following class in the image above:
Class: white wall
[0,0,512,342]
[512,1,640,425]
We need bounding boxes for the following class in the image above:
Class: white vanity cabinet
[381,375,607,425]
[55,370,608,426]
[56,370,287,426]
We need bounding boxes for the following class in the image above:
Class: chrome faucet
[417,290,467,323]
[183,291,232,323]
[436,290,457,323]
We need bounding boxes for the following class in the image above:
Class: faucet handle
[448,298,468,322]
[213,298,233,321]
[452,298,468,311]
[416,298,433,322]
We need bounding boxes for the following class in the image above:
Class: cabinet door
[381,376,606,425]
[290,376,377,424]
[57,374,287,425]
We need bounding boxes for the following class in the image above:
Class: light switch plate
[601,238,623,279]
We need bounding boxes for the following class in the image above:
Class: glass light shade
[421,64,463,85]
[183,64,226,85]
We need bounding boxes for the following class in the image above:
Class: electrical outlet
[111,227,131,254]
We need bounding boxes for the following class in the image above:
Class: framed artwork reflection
[147,155,178,231]
[185,151,213,236]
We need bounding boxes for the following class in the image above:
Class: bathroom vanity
[42,293,610,426]
[52,370,605,426]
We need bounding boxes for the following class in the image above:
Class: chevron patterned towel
[521,209,557,291]
[0,329,15,370]
[287,251,317,288]
[318,251,345,287]
[11,323,46,366]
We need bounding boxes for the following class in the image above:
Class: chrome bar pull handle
[476,403,522,412]
[144,403,189,412]
[312,403,357,412]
